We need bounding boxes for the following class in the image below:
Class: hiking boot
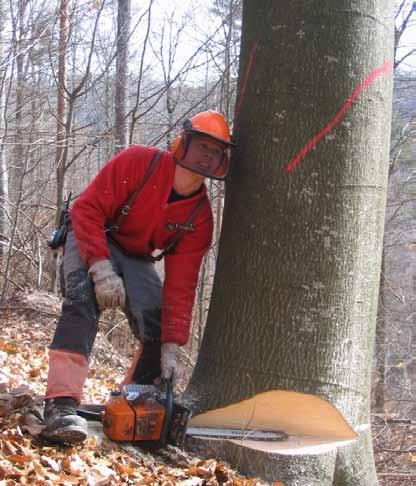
[42,397,88,444]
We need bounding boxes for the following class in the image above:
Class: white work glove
[88,259,126,310]
[161,343,183,385]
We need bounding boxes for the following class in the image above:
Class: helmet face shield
[177,134,231,180]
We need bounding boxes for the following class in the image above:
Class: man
[42,111,234,444]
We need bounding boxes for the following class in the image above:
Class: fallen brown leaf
[6,452,32,464]
[61,453,86,476]
[87,463,117,485]
[18,413,45,437]
[28,368,41,378]
[187,459,217,478]
[40,454,60,472]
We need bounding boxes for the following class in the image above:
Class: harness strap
[105,148,208,261]
[151,195,208,262]
[106,149,163,232]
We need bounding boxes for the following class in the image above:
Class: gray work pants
[50,230,163,383]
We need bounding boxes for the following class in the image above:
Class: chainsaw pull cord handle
[160,378,174,445]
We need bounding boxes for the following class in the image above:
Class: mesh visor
[177,134,231,180]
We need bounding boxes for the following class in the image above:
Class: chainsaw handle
[160,378,174,445]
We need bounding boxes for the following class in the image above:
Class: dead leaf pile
[0,291,274,485]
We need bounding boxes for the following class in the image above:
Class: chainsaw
[77,381,287,448]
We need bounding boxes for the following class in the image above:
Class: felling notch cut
[188,389,358,455]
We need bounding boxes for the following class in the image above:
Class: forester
[43,111,234,444]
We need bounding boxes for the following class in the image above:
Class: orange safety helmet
[171,111,235,180]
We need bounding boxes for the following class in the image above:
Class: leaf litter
[0,291,278,485]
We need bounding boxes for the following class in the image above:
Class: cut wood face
[188,389,358,455]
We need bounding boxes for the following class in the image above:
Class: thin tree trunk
[114,0,130,153]
[51,0,69,293]
[220,0,234,123]
[1,0,27,298]
[104,72,113,161]
[129,0,153,144]
[12,0,27,205]
[186,1,394,484]
[55,0,69,222]
[217,0,237,252]
[0,0,9,258]
[373,262,386,413]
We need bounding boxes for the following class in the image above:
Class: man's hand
[161,343,182,385]
[89,259,126,310]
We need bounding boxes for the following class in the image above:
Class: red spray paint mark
[234,41,259,122]
[284,59,393,173]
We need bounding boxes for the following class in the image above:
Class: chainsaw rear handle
[160,378,174,445]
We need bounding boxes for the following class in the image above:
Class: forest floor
[0,291,277,486]
[0,290,414,485]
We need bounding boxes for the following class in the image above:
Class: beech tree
[187,1,395,484]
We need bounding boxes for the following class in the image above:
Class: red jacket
[71,145,213,345]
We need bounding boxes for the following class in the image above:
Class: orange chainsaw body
[102,392,166,441]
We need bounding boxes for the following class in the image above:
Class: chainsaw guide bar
[186,427,287,441]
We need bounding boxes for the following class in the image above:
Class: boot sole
[42,425,88,445]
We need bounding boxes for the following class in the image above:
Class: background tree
[128,0,153,144]
[0,0,9,258]
[114,0,131,152]
[0,0,51,298]
[372,0,416,417]
[50,0,69,293]
[394,0,416,69]
[187,0,395,484]
[54,0,69,223]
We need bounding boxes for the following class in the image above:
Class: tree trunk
[11,0,27,205]
[51,0,69,293]
[129,0,153,144]
[114,0,130,153]
[372,260,386,413]
[186,1,394,484]
[0,0,9,258]
[1,0,28,298]
[55,0,69,223]
[216,0,240,247]
[218,0,240,123]
[372,1,416,419]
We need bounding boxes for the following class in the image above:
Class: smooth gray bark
[186,1,394,484]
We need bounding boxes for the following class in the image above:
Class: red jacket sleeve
[161,201,213,345]
[71,146,152,266]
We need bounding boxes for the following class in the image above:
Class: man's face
[178,134,229,179]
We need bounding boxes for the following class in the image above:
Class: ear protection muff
[171,131,187,161]
[171,119,194,160]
